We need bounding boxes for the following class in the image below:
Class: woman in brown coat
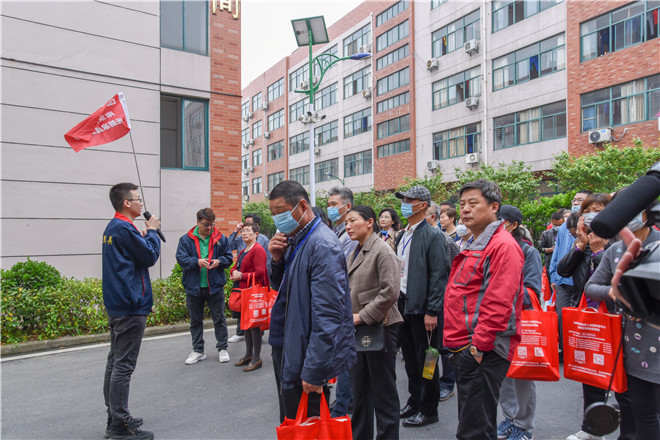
[345,205,403,440]
[378,208,401,252]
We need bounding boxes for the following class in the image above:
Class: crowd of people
[100,179,659,440]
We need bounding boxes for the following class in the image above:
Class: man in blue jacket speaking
[103,183,160,440]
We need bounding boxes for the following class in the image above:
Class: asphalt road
[2,326,604,440]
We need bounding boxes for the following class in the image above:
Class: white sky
[241,0,362,86]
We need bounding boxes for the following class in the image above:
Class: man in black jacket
[395,186,449,428]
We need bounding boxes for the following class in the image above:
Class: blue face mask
[627,212,644,232]
[272,200,304,235]
[571,204,581,212]
[327,204,346,222]
[401,202,416,219]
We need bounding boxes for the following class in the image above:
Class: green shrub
[1,258,63,293]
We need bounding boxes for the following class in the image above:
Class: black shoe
[105,417,143,439]
[439,388,455,402]
[402,412,439,428]
[399,404,418,419]
[107,418,153,440]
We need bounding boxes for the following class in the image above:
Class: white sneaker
[218,350,230,363]
[566,431,605,440]
[185,351,206,365]
[228,335,244,343]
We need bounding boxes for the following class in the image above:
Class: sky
[241,0,361,86]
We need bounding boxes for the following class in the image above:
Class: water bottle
[422,347,440,380]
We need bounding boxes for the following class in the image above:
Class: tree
[241,201,276,237]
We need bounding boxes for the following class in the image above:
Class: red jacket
[443,220,525,361]
[237,242,268,288]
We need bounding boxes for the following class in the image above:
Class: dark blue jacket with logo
[102,213,161,317]
[176,227,233,296]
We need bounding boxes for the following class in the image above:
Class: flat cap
[395,186,431,205]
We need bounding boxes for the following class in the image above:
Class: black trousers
[627,374,660,439]
[454,349,510,440]
[186,288,228,352]
[351,324,400,440]
[582,384,637,439]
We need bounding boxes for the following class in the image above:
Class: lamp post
[326,172,345,186]
[291,16,371,206]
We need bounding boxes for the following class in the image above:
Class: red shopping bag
[562,295,627,393]
[542,267,552,301]
[507,288,560,381]
[228,273,252,313]
[276,392,352,440]
[240,280,277,331]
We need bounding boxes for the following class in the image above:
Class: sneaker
[439,388,455,401]
[185,351,206,365]
[497,419,514,440]
[566,431,605,440]
[105,416,143,439]
[107,418,153,440]
[218,349,230,363]
[228,334,244,343]
[508,426,533,440]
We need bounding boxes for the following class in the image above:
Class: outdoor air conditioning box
[588,128,611,144]
[465,152,480,164]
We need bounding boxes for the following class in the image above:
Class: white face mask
[626,212,645,232]
[456,224,469,237]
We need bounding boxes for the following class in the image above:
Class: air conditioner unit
[243,168,250,176]
[362,87,372,99]
[464,39,479,55]
[465,97,479,110]
[465,152,480,164]
[427,160,440,171]
[313,76,320,86]
[359,44,372,53]
[242,143,249,150]
[426,58,439,72]
[588,128,611,144]
[261,102,269,111]
[242,114,249,122]
[314,146,321,155]
[264,131,271,139]
[247,138,254,146]
[299,81,310,90]
[249,167,254,173]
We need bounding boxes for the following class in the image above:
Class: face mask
[626,212,645,232]
[456,224,469,237]
[327,204,346,222]
[401,202,420,219]
[582,212,598,228]
[571,204,581,212]
[272,200,303,235]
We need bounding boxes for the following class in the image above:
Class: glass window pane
[582,34,597,60]
[184,0,206,54]
[161,1,183,50]
[183,100,206,168]
[649,90,660,119]
[597,28,610,56]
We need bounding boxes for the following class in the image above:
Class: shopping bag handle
[578,292,608,313]
[294,391,331,424]
[527,287,542,311]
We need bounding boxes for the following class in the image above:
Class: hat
[499,204,523,225]
[395,186,431,205]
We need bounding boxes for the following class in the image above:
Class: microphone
[143,211,166,243]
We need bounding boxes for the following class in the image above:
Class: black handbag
[354,323,384,352]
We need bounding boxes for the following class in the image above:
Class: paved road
[2,326,606,440]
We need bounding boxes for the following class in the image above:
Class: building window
[315,158,339,182]
[241,127,249,145]
[252,149,262,167]
[377,1,409,27]
[580,1,658,62]
[252,92,262,112]
[267,109,284,131]
[268,141,284,161]
[267,78,284,102]
[160,0,208,55]
[494,100,566,149]
[344,66,371,98]
[344,150,372,177]
[315,120,339,146]
[431,0,448,9]
[581,75,659,131]
[268,171,284,191]
[493,33,565,91]
[377,91,410,113]
[315,83,338,111]
[376,44,409,71]
[493,0,564,33]
[290,165,309,185]
[160,95,208,170]
[289,64,309,91]
[313,45,338,77]
[431,10,480,58]
[344,108,372,138]
[433,123,481,160]
[252,177,262,195]
[377,138,410,158]
[252,120,262,139]
[377,114,410,139]
[242,180,249,196]
[289,132,309,155]
[290,100,307,124]
[377,67,409,96]
[242,154,249,170]
[376,20,409,53]
[432,66,481,110]
[241,101,250,120]
[343,24,371,57]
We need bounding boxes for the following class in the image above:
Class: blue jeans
[186,288,228,352]
[331,370,353,417]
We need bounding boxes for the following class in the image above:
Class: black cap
[499,204,523,225]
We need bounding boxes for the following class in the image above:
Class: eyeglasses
[200,222,215,228]
[127,198,143,203]
[572,197,586,203]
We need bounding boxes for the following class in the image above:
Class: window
[241,101,250,120]
[315,120,339,146]
[241,127,249,145]
[377,114,410,139]
[377,1,409,27]
[378,138,410,158]
[289,132,309,155]
[376,20,409,53]
[242,154,249,170]
[313,45,339,77]
[315,158,339,182]
[345,150,372,177]
[242,180,249,196]
[344,108,372,138]
[160,0,208,55]
[267,78,284,102]
[493,33,565,91]
[252,92,262,112]
[289,100,307,124]
[289,64,309,91]
[376,44,409,71]
[377,67,409,95]
[344,66,371,98]
[431,0,448,9]
[431,10,480,58]
[268,141,284,161]
[344,24,371,57]
[580,1,658,62]
[581,75,659,131]
[433,123,481,160]
[493,0,563,33]
[252,149,262,167]
[160,95,208,170]
[432,66,481,110]
[290,165,309,185]
[252,120,262,139]
[252,177,262,195]
[377,91,410,113]
[267,110,284,131]
[268,171,284,191]
[494,100,566,149]
[315,83,338,111]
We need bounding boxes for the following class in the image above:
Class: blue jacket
[269,216,357,389]
[176,227,233,296]
[549,223,575,286]
[102,213,161,317]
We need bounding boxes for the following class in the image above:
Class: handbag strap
[603,331,625,401]
[293,391,331,423]
[527,287,542,311]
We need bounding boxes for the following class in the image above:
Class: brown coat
[381,229,400,253]
[347,232,403,327]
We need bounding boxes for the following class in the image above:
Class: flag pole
[128,132,148,212]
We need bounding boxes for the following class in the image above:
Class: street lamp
[326,172,345,186]
[291,16,371,206]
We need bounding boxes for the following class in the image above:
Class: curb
[1,318,238,357]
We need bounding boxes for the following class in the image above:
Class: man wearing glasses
[176,208,233,365]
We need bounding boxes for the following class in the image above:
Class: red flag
[64,93,132,152]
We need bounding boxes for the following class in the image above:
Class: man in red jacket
[443,179,525,440]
